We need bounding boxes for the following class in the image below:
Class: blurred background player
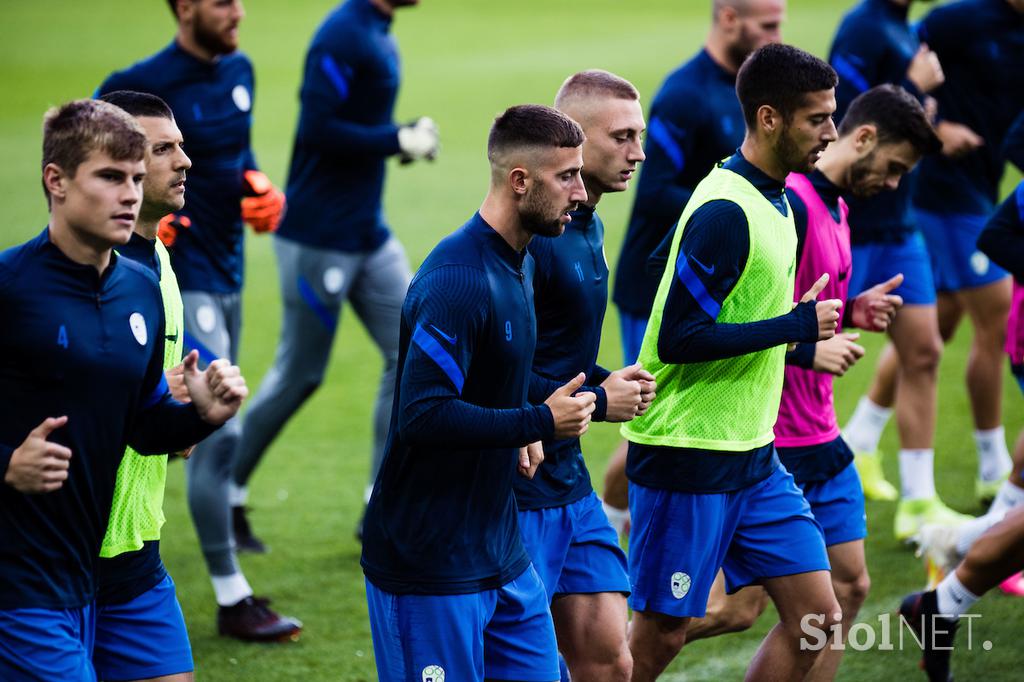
[360,105,595,681]
[662,85,938,681]
[515,71,655,682]
[97,0,298,642]
[93,90,195,682]
[621,44,843,681]
[233,0,438,549]
[603,0,785,537]
[827,0,970,540]
[0,98,244,681]
[910,0,1024,504]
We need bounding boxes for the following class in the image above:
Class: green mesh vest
[100,240,183,557]
[621,163,796,451]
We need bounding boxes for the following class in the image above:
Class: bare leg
[685,571,767,644]
[806,541,870,682]
[866,342,899,409]
[603,441,630,510]
[957,278,1011,431]
[745,571,841,682]
[889,304,943,449]
[628,611,690,682]
[552,592,631,682]
[957,507,1024,595]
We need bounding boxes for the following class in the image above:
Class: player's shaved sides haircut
[487,104,585,175]
[839,84,941,156]
[100,90,175,121]
[554,70,639,111]
[41,99,147,199]
[713,0,752,19]
[736,43,837,128]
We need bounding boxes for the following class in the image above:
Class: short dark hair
[100,90,174,120]
[839,84,942,156]
[167,0,181,18]
[736,43,838,128]
[555,70,639,110]
[487,104,585,164]
[42,99,147,199]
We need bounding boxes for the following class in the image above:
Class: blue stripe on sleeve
[183,332,218,365]
[412,324,465,395]
[297,276,339,333]
[831,54,870,95]
[140,374,169,410]
[676,256,722,320]
[1016,182,1024,223]
[648,117,685,173]
[320,54,350,103]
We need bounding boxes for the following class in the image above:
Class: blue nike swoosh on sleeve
[429,324,457,344]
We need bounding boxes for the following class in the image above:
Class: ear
[509,167,529,196]
[719,5,739,31]
[757,105,782,135]
[43,163,68,202]
[854,124,878,153]
[175,0,195,23]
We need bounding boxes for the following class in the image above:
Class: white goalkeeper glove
[397,116,440,162]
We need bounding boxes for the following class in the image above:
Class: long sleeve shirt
[0,230,215,609]
[276,0,404,253]
[361,214,555,595]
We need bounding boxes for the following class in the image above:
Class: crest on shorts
[422,665,445,682]
[670,571,691,599]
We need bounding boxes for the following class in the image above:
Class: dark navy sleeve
[785,342,817,368]
[657,200,818,364]
[527,372,608,423]
[830,36,884,121]
[977,183,1024,277]
[1004,111,1024,172]
[400,267,554,447]
[302,37,402,156]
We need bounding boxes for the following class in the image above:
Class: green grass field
[1,0,1022,679]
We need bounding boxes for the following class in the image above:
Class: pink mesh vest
[774,173,851,447]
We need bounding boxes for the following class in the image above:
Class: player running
[515,70,655,682]
[621,44,843,681]
[233,0,438,549]
[0,98,245,681]
[97,0,299,640]
[361,104,597,682]
[604,0,784,533]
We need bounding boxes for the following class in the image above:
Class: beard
[773,124,814,174]
[846,150,880,198]
[726,25,758,70]
[520,187,566,238]
[192,15,236,56]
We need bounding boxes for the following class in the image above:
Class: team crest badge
[422,664,445,682]
[670,571,691,599]
[129,312,147,346]
[232,84,251,112]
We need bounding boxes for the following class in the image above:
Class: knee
[835,572,871,615]
[901,336,943,376]
[716,599,763,634]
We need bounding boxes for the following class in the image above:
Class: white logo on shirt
[232,84,251,112]
[129,312,147,346]
[422,665,445,682]
[670,571,691,599]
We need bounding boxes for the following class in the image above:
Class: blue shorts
[627,463,829,618]
[0,604,97,681]
[618,309,648,366]
[518,491,630,600]
[365,565,558,682]
[93,574,193,681]
[849,232,936,305]
[798,461,867,547]
[918,208,1009,293]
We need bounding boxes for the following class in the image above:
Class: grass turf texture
[1,0,1022,679]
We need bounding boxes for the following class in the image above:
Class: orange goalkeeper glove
[241,170,285,233]
[157,213,191,248]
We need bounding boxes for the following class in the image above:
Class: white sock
[843,397,893,453]
[955,510,1006,556]
[975,427,1012,482]
[228,482,248,507]
[602,500,630,535]
[364,484,374,504]
[212,572,254,607]
[935,572,979,619]
[990,480,1024,516]
[899,449,936,501]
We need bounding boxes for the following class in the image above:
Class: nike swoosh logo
[691,256,715,276]
[430,324,457,344]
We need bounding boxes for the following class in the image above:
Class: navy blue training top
[0,230,214,609]
[978,181,1024,279]
[514,206,611,511]
[626,153,818,494]
[828,0,922,245]
[361,213,556,595]
[98,42,257,293]
[277,0,403,252]
[913,0,1024,216]
[613,49,745,318]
